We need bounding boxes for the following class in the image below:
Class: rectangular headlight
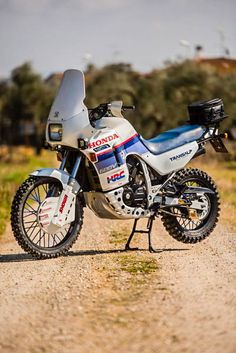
[48,124,63,141]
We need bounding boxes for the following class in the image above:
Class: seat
[140,124,205,155]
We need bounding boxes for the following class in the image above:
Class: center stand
[125,214,158,253]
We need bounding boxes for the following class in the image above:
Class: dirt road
[0,210,235,353]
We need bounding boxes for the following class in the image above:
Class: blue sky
[0,0,235,77]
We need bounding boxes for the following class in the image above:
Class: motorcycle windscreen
[48,69,88,122]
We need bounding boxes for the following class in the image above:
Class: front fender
[30,168,70,188]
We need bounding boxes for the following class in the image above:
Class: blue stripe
[97,151,114,162]
[124,136,140,148]
[95,135,148,167]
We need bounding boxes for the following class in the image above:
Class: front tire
[11,177,83,259]
[161,168,220,244]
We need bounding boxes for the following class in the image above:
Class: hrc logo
[107,170,125,184]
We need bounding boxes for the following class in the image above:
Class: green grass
[109,227,158,275]
[0,148,57,236]
[0,184,12,235]
[109,228,129,245]
[118,254,158,275]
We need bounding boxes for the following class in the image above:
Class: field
[0,147,57,235]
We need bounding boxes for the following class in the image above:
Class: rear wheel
[11,177,83,259]
[161,168,220,243]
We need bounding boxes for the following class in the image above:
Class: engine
[122,158,147,208]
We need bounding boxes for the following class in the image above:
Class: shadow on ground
[0,247,189,263]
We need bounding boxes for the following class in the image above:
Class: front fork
[50,152,82,228]
[59,151,81,190]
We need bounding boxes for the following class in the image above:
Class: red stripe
[96,148,113,157]
[95,133,138,157]
[114,133,138,149]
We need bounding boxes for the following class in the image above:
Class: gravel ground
[0,209,235,353]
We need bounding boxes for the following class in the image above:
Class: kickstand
[125,215,158,253]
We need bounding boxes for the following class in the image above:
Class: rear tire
[161,168,220,244]
[11,176,83,259]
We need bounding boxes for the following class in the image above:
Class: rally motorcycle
[11,69,228,258]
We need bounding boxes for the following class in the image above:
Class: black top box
[188,98,227,126]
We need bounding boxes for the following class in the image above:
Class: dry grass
[190,149,236,229]
[0,147,57,236]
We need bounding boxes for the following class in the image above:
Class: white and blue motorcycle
[11,70,228,258]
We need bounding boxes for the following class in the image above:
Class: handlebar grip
[122,105,135,111]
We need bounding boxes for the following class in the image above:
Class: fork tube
[59,151,69,170]
[70,155,82,179]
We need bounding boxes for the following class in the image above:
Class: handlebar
[89,103,135,127]
[122,105,135,111]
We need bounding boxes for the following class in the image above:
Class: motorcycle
[11,69,228,258]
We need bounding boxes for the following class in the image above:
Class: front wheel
[161,168,220,244]
[11,177,83,259]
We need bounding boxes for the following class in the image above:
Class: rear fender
[183,186,215,195]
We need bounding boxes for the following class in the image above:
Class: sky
[0,0,236,77]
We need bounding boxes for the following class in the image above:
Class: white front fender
[30,168,70,188]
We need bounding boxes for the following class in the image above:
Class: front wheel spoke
[60,231,66,238]
[43,232,46,247]
[31,228,41,242]
[27,191,40,202]
[34,186,41,204]
[25,202,38,213]
[28,196,40,203]
[31,189,41,203]
[54,233,62,243]
[24,208,37,215]
[27,223,38,238]
[24,222,38,231]
[42,183,49,195]
[23,212,37,219]
[24,219,38,225]
[51,234,57,246]
[36,230,45,246]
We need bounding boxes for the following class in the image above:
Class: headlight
[48,124,63,141]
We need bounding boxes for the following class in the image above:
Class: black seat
[140,124,205,155]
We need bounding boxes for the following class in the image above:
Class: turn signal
[89,153,97,162]
[57,152,63,162]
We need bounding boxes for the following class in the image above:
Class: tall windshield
[48,69,87,121]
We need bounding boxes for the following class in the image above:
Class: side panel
[82,119,147,191]
[141,141,198,175]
